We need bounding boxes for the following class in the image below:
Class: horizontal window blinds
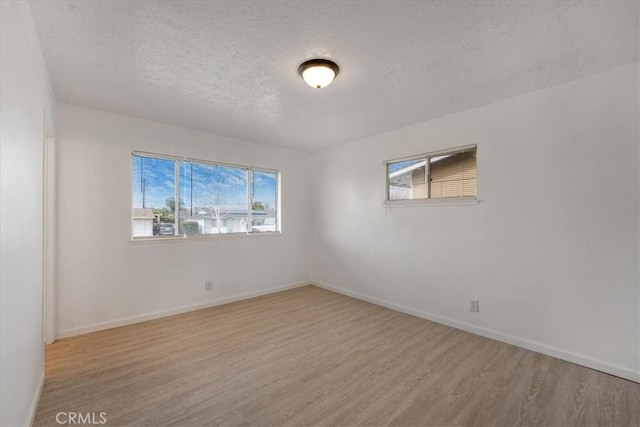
[429,150,476,198]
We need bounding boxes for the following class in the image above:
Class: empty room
[1,0,639,426]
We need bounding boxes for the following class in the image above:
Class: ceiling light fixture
[298,59,339,89]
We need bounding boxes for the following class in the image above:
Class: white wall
[0,2,57,426]
[55,104,312,337]
[312,64,639,381]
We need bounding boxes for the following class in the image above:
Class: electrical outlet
[470,300,479,313]
[204,280,213,291]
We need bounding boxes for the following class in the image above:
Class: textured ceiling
[30,1,638,152]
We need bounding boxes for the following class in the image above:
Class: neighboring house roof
[389,160,426,180]
[389,161,425,189]
[184,207,275,220]
[388,154,453,188]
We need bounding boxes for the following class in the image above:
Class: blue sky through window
[252,171,277,210]
[132,156,175,209]
[388,158,424,173]
[181,162,247,211]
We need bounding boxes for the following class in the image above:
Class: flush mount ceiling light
[298,59,339,89]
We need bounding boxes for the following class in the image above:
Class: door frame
[44,136,55,344]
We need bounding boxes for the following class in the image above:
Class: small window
[251,171,278,233]
[386,145,477,202]
[131,152,280,239]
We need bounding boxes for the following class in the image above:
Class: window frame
[131,150,281,241]
[383,144,478,207]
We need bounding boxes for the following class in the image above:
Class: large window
[385,145,477,202]
[132,152,279,238]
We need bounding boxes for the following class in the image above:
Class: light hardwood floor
[34,285,639,426]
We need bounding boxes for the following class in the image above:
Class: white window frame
[383,144,478,207]
[131,151,281,242]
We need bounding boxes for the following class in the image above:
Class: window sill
[382,197,479,208]
[129,231,282,244]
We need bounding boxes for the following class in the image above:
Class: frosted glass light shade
[298,59,339,89]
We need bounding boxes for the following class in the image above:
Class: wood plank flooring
[34,286,639,426]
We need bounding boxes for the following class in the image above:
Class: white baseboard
[312,281,640,383]
[57,281,310,340]
[27,370,45,426]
